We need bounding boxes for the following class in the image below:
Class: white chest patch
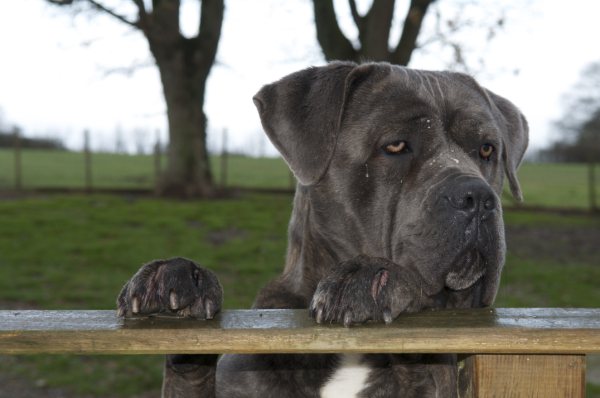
[320,354,371,398]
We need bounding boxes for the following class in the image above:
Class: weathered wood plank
[470,354,585,398]
[0,308,598,355]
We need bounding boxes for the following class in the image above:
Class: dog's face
[254,62,528,308]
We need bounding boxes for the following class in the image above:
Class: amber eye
[382,140,409,155]
[479,143,494,160]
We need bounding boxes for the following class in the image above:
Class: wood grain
[0,308,598,355]
[470,354,585,398]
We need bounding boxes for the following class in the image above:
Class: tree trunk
[142,0,223,198]
[46,1,223,198]
[153,45,213,197]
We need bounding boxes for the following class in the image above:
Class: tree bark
[142,0,224,198]
[313,0,357,61]
[149,38,214,197]
[392,0,434,65]
[313,0,435,65]
[360,0,396,60]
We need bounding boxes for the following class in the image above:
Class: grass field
[0,149,292,190]
[0,148,598,209]
[0,194,292,396]
[505,162,598,210]
[0,194,598,397]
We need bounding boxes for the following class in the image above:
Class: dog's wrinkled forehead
[346,66,496,126]
[336,67,500,162]
[254,62,528,198]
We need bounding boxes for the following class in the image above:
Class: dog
[117,61,528,397]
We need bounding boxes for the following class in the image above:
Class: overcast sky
[0,1,599,156]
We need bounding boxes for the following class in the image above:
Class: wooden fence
[5,129,296,194]
[1,308,599,397]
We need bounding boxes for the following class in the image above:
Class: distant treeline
[0,131,65,150]
[537,139,599,163]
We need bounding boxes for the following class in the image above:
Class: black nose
[446,178,497,217]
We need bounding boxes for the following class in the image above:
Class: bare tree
[312,0,508,71]
[556,61,600,138]
[548,60,600,211]
[0,107,5,132]
[48,0,224,197]
[313,0,434,64]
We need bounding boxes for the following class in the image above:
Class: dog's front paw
[117,257,222,319]
[309,255,408,327]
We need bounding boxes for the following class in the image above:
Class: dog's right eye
[382,140,410,155]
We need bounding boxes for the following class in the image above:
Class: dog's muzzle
[440,177,501,292]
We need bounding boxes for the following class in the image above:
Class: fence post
[13,128,22,191]
[458,354,585,398]
[289,169,295,190]
[220,128,228,188]
[154,130,162,194]
[83,130,92,193]
[589,161,597,212]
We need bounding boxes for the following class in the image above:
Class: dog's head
[254,62,528,307]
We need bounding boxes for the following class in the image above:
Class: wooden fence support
[459,354,585,398]
[589,161,597,212]
[13,128,22,191]
[83,130,92,193]
[220,128,228,188]
[154,130,162,194]
[289,169,295,190]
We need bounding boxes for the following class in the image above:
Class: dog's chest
[320,354,371,398]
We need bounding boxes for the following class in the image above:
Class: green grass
[0,194,292,396]
[0,194,292,309]
[1,149,599,208]
[510,162,598,210]
[495,256,600,307]
[0,149,293,190]
[0,195,597,396]
[496,210,600,307]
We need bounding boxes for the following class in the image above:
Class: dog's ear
[487,90,529,202]
[253,62,360,186]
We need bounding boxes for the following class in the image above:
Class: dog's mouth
[444,249,486,291]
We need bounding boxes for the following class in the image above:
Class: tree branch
[360,0,395,60]
[86,0,140,28]
[198,0,225,68]
[313,0,356,61]
[392,0,434,65]
[348,0,362,28]
[131,0,147,18]
[100,59,155,77]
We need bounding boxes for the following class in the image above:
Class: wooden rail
[1,308,599,397]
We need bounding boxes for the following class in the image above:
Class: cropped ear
[253,62,358,186]
[486,90,529,202]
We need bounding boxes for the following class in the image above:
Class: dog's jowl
[117,62,528,398]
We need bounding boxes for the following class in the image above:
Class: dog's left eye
[382,140,410,155]
[479,143,494,160]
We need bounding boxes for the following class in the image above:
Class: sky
[0,0,599,156]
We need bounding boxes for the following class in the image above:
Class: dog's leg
[163,354,219,398]
[117,258,223,398]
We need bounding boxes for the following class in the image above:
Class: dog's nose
[446,178,497,217]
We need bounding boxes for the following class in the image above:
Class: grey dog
[117,61,528,397]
